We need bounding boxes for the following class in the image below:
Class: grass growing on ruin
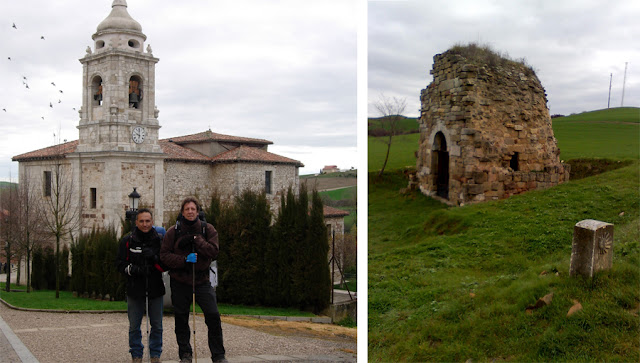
[368,163,639,362]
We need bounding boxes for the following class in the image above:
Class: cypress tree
[307,190,330,312]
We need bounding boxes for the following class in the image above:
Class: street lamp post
[125,187,141,225]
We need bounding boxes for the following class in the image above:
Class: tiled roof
[212,145,304,167]
[159,140,211,162]
[162,130,272,146]
[12,140,79,161]
[323,205,350,218]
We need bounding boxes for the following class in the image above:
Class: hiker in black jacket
[160,197,226,363]
[116,208,166,363]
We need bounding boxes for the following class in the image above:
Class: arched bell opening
[432,131,449,199]
[128,75,143,109]
[92,76,103,106]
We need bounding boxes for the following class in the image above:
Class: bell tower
[77,0,161,153]
[68,0,165,233]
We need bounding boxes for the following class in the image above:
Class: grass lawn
[369,165,639,362]
[368,109,640,361]
[0,285,316,317]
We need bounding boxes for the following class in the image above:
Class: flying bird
[41,117,44,120]
[41,36,45,40]
[58,99,61,103]
[25,84,29,89]
[2,108,6,112]
[7,57,10,61]
[12,23,17,29]
[59,90,63,93]
[72,107,76,111]
[23,76,27,80]
[51,82,56,86]
[49,102,53,108]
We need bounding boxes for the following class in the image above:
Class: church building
[12,0,303,236]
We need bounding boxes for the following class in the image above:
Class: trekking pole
[192,237,197,362]
[145,260,150,363]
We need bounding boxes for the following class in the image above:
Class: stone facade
[415,48,570,205]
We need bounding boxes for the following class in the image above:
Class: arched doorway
[433,132,449,199]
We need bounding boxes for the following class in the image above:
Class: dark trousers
[170,278,225,360]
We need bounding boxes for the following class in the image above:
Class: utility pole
[608,73,612,108]
[621,62,628,107]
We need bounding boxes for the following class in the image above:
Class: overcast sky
[369,0,640,118]
[0,0,357,182]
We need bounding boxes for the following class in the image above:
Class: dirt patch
[222,316,356,343]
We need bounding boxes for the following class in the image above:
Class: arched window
[92,76,103,106]
[128,76,143,109]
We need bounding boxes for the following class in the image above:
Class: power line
[621,62,628,107]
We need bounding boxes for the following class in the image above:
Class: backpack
[174,211,217,282]
[174,210,207,243]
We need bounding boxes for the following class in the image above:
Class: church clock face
[132,126,146,144]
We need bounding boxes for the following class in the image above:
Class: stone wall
[163,161,214,223]
[163,161,299,225]
[415,49,570,205]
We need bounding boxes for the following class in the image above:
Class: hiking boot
[150,357,161,363]
[179,354,192,363]
[131,358,143,363]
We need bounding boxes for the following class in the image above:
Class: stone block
[570,220,614,278]
[467,184,484,195]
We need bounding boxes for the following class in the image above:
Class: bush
[70,227,124,300]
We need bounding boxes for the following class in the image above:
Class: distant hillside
[0,182,17,190]
[300,170,357,191]
[554,107,639,123]
[368,115,419,135]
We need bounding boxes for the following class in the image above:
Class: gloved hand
[185,253,197,263]
[127,264,146,276]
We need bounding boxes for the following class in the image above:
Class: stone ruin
[413,46,570,205]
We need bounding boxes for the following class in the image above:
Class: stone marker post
[569,219,614,278]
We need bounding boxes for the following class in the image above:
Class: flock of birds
[3,22,77,121]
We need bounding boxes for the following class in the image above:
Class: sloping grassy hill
[555,107,639,123]
[368,108,640,361]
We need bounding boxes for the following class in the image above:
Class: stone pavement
[0,273,356,362]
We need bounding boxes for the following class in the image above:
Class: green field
[368,133,419,172]
[555,107,639,123]
[368,108,640,361]
[368,108,640,172]
[319,186,357,232]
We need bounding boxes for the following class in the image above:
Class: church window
[128,39,140,49]
[265,171,272,194]
[90,188,97,209]
[510,152,519,171]
[128,76,143,109]
[43,171,52,197]
[95,40,105,49]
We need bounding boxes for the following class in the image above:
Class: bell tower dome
[77,0,161,153]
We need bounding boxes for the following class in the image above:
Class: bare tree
[0,180,18,292]
[14,169,46,292]
[372,93,407,177]
[40,147,81,298]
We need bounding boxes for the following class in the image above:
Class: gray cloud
[0,0,357,181]
[369,0,640,118]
